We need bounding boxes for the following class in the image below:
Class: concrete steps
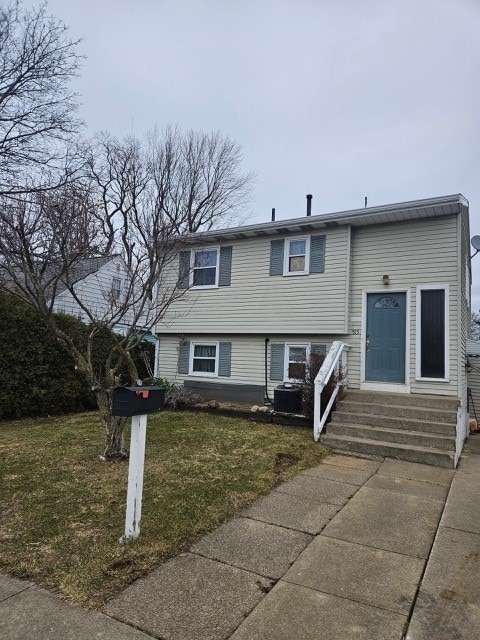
[321,390,458,468]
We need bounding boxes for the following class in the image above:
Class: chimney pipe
[306,194,312,217]
[364,196,368,208]
[271,207,275,222]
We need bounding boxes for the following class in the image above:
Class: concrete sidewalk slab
[365,474,449,502]
[300,461,377,485]
[241,490,341,534]
[0,585,153,640]
[283,536,425,615]
[456,452,480,475]
[322,486,443,558]
[406,527,480,640]
[106,553,271,640]
[440,474,480,535]
[377,459,454,486]
[190,517,312,579]
[322,454,381,472]
[275,473,358,505]
[0,575,32,602]
[230,580,408,640]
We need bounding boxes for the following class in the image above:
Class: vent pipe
[364,196,368,208]
[271,207,275,222]
[306,194,312,217]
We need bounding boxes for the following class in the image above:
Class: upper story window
[192,248,219,288]
[284,237,310,275]
[112,276,122,301]
[270,235,324,277]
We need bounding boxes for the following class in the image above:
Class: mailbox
[112,386,165,417]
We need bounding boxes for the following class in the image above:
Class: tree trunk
[94,388,128,460]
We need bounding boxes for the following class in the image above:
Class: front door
[365,293,406,383]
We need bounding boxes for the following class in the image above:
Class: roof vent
[306,194,312,217]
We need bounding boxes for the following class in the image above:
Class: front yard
[0,410,328,608]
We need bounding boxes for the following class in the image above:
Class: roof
[55,256,114,295]
[193,194,468,243]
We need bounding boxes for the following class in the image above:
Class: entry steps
[320,390,458,468]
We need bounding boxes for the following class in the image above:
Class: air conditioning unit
[274,385,303,413]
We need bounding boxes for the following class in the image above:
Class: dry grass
[0,410,328,608]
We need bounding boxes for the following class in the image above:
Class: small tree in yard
[0,130,253,459]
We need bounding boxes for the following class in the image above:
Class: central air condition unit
[274,385,303,413]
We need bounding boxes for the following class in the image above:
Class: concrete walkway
[1,439,480,639]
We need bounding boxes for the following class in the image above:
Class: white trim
[415,284,450,382]
[284,342,310,382]
[283,236,311,276]
[360,288,410,391]
[189,340,219,377]
[190,246,219,289]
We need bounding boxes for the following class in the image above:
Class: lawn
[0,410,329,608]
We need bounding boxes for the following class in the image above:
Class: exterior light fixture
[382,275,390,285]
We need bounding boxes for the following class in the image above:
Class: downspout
[265,338,273,404]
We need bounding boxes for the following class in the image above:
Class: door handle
[366,337,370,353]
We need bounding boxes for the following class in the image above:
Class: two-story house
[155,194,471,466]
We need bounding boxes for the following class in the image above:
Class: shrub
[301,352,345,419]
[149,377,202,410]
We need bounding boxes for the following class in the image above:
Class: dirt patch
[274,452,300,478]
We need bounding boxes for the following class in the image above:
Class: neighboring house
[52,255,155,342]
[155,194,471,465]
[467,338,480,423]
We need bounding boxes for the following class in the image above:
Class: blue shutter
[309,235,326,273]
[269,239,285,276]
[218,342,232,377]
[178,341,190,374]
[270,343,285,381]
[311,344,326,357]
[218,246,232,287]
[178,251,191,289]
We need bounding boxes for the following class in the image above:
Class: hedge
[0,291,155,419]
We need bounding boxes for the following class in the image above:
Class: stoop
[320,390,459,468]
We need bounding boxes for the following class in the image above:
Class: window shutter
[309,235,326,273]
[218,246,232,287]
[269,239,285,276]
[178,341,190,374]
[178,251,191,289]
[311,344,326,357]
[218,342,232,377]
[270,343,285,381]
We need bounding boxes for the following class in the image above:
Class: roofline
[190,194,469,241]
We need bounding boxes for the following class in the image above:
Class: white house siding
[156,333,342,402]
[158,226,350,335]
[347,215,460,396]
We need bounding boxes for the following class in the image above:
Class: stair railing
[313,341,349,441]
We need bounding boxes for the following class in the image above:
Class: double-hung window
[189,342,219,376]
[111,276,122,301]
[192,248,219,288]
[284,237,310,275]
[285,343,309,381]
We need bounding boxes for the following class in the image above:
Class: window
[284,344,309,381]
[189,342,219,376]
[112,276,122,301]
[192,248,219,288]
[416,285,449,381]
[284,237,310,275]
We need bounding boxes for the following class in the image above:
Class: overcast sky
[32,0,480,310]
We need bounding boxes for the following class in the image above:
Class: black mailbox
[112,386,165,417]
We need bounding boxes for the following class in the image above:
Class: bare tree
[0,2,83,195]
[0,128,254,459]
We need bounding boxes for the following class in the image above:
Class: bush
[301,352,345,419]
[149,377,202,410]
[0,291,156,419]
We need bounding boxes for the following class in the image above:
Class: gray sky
[37,0,480,310]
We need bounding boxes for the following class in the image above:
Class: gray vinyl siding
[156,334,338,402]
[158,227,350,334]
[347,215,460,396]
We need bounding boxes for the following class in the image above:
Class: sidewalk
[1,440,479,639]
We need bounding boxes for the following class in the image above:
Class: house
[467,338,480,425]
[155,194,472,466]
[52,255,155,342]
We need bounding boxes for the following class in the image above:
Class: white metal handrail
[313,341,349,441]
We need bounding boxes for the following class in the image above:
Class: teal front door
[365,293,406,383]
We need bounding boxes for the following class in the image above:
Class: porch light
[382,275,390,285]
